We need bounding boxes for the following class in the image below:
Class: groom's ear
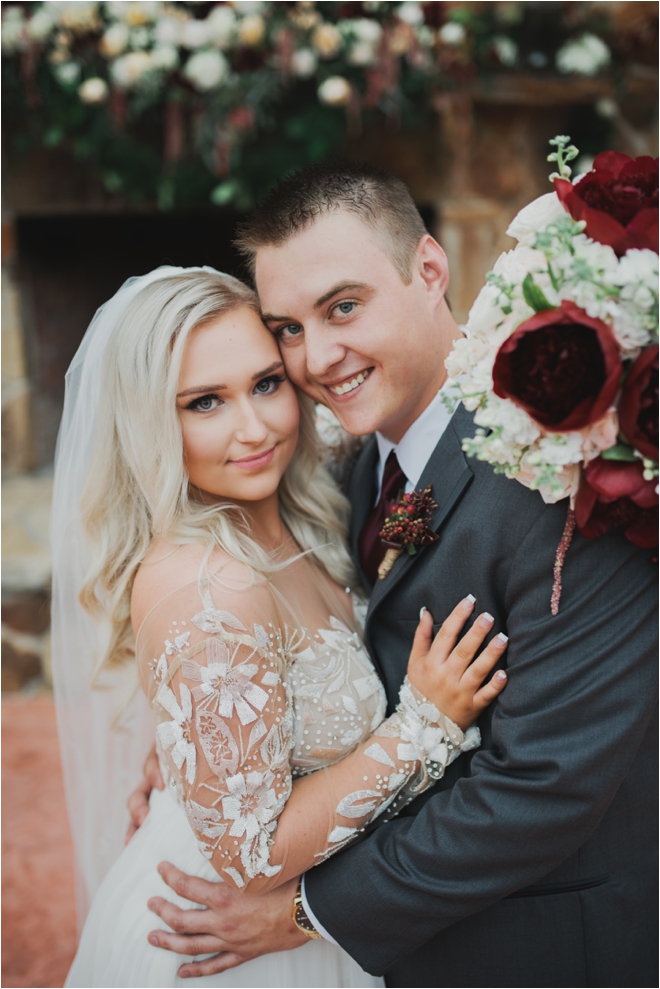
[415,234,450,308]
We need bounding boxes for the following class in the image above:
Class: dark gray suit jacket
[305,405,658,988]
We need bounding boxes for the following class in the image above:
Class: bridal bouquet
[446,137,658,563]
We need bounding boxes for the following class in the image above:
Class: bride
[53,267,508,988]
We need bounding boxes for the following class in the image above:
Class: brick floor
[2,694,77,988]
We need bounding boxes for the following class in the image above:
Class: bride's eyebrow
[176,362,284,398]
[177,383,226,398]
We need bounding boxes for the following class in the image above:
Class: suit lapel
[366,406,475,621]
[348,435,379,593]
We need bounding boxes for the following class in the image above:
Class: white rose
[465,283,505,337]
[207,5,236,47]
[54,61,81,85]
[312,23,342,58]
[506,193,566,245]
[233,1,264,13]
[492,245,544,284]
[396,2,424,26]
[556,33,610,76]
[151,44,179,70]
[350,18,382,43]
[78,76,109,103]
[180,18,210,49]
[183,49,229,91]
[2,7,26,52]
[438,22,465,46]
[238,14,265,46]
[100,22,129,58]
[154,16,181,47]
[291,48,317,79]
[317,76,352,106]
[27,9,55,43]
[348,41,377,66]
[110,50,153,88]
[615,248,659,288]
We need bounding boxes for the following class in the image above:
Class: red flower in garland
[492,300,622,431]
[574,457,658,548]
[554,152,659,256]
[619,345,659,462]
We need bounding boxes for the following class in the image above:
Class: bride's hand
[407,597,508,731]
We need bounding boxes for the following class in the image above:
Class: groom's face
[256,211,448,441]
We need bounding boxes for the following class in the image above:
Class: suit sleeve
[303,512,658,974]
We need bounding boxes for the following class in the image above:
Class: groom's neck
[378,300,462,444]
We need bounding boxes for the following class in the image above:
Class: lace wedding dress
[66,554,478,988]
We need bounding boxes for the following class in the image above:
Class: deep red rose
[492,300,622,431]
[555,152,659,256]
[619,345,659,461]
[574,457,658,547]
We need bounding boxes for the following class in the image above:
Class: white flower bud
[100,22,129,58]
[438,22,465,45]
[238,14,265,47]
[317,75,352,107]
[180,17,210,50]
[151,45,179,71]
[54,61,81,85]
[183,49,229,92]
[207,5,236,48]
[78,76,109,104]
[154,16,181,47]
[312,23,342,59]
[291,48,317,79]
[27,9,55,43]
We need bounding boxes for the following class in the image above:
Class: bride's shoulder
[131,539,264,635]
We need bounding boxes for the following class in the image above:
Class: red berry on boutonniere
[377,486,439,579]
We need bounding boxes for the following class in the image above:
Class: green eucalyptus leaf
[601,443,638,462]
[522,273,554,313]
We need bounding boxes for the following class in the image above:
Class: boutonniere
[377,485,439,579]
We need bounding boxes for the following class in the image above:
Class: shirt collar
[375,382,457,499]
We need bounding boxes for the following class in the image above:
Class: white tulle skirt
[65,783,383,988]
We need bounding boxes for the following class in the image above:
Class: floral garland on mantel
[2,2,623,210]
[446,136,658,610]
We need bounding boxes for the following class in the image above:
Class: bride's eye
[187,394,221,412]
[254,374,285,395]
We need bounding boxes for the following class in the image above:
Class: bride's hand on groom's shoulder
[125,745,164,844]
[407,597,509,731]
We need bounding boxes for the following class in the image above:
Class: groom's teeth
[330,370,370,395]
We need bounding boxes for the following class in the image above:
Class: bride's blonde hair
[80,271,356,673]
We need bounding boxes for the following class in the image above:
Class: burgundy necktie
[358,451,407,586]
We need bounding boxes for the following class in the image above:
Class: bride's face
[176,306,300,504]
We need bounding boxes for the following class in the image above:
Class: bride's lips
[230,446,276,470]
[324,367,374,402]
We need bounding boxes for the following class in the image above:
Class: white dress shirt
[301,381,457,943]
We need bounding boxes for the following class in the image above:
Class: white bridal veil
[50,265,223,924]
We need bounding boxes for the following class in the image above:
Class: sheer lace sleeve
[136,574,479,893]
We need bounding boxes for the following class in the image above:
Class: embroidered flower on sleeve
[182,638,268,726]
[156,683,197,784]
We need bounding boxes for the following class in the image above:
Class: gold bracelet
[292,879,322,939]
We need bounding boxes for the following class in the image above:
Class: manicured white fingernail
[419,606,427,620]
[496,670,507,680]
[478,612,494,627]
[496,632,508,644]
[462,594,476,609]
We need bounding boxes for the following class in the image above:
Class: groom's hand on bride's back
[146,864,306,978]
[125,745,164,844]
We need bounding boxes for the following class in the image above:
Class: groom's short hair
[235,159,427,284]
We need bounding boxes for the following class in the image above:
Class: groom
[135,162,657,987]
